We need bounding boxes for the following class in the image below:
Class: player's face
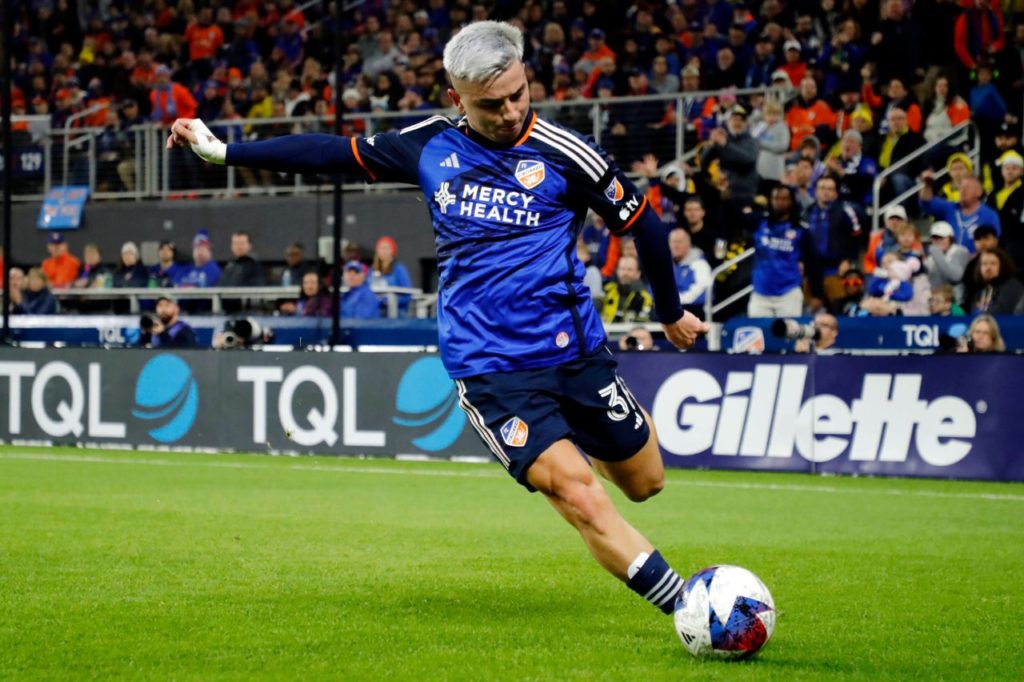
[449,61,530,145]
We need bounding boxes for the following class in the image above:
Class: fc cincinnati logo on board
[500,416,529,447]
[515,160,545,190]
[604,177,624,202]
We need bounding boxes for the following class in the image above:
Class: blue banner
[38,186,90,230]
[723,316,1024,352]
[616,353,1024,482]
[0,145,46,178]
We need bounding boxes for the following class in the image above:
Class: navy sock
[626,550,683,615]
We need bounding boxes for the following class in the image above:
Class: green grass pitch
[1,446,1022,680]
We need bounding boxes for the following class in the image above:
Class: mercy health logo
[133,355,199,443]
[392,357,466,452]
[652,365,977,467]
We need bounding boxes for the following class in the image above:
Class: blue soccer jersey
[347,112,653,377]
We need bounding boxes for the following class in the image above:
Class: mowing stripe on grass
[2,450,1022,503]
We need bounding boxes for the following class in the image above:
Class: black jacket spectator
[221,255,267,287]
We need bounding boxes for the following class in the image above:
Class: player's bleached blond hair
[443,21,524,84]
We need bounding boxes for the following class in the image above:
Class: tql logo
[132,355,199,443]
[392,357,466,452]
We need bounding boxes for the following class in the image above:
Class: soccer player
[167,21,708,616]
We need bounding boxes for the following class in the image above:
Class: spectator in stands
[825,129,877,207]
[954,0,1005,74]
[790,157,817,213]
[745,32,777,88]
[929,284,966,317]
[751,99,790,194]
[280,271,332,317]
[146,296,197,348]
[967,248,1023,315]
[936,152,975,202]
[960,225,1002,305]
[969,60,1009,155]
[601,255,653,323]
[151,240,185,287]
[863,250,925,316]
[177,229,222,288]
[701,105,759,209]
[829,268,867,317]
[923,74,971,145]
[926,222,972,303]
[988,151,1024,268]
[617,326,656,352]
[149,65,197,126]
[278,242,310,287]
[576,236,605,304]
[779,40,807,87]
[41,233,80,289]
[878,107,924,202]
[220,231,267,287]
[18,268,58,315]
[681,197,723,268]
[341,260,381,319]
[668,228,711,310]
[112,241,150,288]
[581,212,620,280]
[184,7,224,86]
[871,0,921,84]
[804,175,866,279]
[343,241,366,266]
[785,77,835,151]
[5,267,26,314]
[961,314,1007,353]
[865,77,922,135]
[73,243,109,288]
[748,185,824,317]
[370,236,413,316]
[919,171,1001,252]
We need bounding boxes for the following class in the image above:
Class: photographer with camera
[617,326,657,352]
[140,297,197,348]
[773,312,840,354]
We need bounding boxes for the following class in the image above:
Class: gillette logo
[651,365,977,467]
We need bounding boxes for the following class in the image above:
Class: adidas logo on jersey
[439,153,460,168]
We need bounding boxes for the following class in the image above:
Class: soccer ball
[673,565,775,660]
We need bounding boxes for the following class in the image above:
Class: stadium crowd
[3,0,1024,328]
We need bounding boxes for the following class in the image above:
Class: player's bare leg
[590,408,665,503]
[526,439,653,580]
[527,438,684,612]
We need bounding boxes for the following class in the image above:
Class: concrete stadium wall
[10,192,437,287]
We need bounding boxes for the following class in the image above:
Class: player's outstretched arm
[166,117,360,176]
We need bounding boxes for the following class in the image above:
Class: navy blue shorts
[454,347,651,491]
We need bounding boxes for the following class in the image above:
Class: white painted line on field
[1,451,1022,502]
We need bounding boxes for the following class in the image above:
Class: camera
[624,335,641,350]
[139,312,160,334]
[219,317,273,349]
[771,318,820,342]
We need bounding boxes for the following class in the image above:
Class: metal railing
[52,284,424,317]
[871,121,979,233]
[8,85,786,202]
[703,247,756,351]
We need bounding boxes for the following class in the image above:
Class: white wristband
[188,118,227,165]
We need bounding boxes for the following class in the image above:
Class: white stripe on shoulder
[531,128,602,182]
[534,118,608,172]
[400,115,453,135]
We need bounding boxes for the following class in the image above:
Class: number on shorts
[599,380,631,422]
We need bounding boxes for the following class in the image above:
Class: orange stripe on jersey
[350,137,376,182]
[514,111,537,147]
[622,195,649,232]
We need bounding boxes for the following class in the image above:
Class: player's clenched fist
[662,310,710,350]
[165,118,227,165]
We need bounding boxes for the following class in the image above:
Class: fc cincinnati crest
[515,160,545,190]
[500,416,529,447]
[604,177,624,202]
